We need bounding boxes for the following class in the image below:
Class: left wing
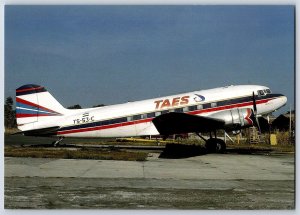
[152,112,225,135]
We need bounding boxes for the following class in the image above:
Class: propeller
[252,91,261,133]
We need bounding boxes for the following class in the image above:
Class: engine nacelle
[209,108,256,131]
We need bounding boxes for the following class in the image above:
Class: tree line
[5,97,17,128]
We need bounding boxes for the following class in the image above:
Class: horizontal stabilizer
[12,126,60,137]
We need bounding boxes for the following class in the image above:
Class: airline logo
[154,96,190,109]
[194,94,205,102]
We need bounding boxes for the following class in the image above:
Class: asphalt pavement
[4,152,295,209]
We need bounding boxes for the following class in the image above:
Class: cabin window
[119,117,127,123]
[188,106,197,111]
[147,112,155,118]
[203,104,211,109]
[211,102,217,108]
[110,118,120,124]
[133,115,142,120]
[183,107,189,112]
[197,104,203,110]
[265,89,271,94]
[127,116,133,121]
[155,112,161,117]
[258,90,265,97]
[141,114,147,119]
[175,108,183,113]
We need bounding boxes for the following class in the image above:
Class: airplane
[15,84,287,153]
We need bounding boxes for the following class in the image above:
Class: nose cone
[276,95,287,109]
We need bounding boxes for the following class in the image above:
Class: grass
[4,128,20,135]
[227,143,295,153]
[5,147,148,161]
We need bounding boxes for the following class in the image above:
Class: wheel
[205,139,216,153]
[215,139,226,153]
[205,138,226,153]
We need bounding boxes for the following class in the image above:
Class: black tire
[205,139,216,153]
[215,139,226,153]
[205,138,226,153]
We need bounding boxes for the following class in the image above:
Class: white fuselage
[39,85,287,138]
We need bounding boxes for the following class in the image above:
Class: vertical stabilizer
[16,84,66,129]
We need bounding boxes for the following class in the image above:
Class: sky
[5,5,294,115]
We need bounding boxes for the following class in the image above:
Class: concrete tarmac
[5,153,295,209]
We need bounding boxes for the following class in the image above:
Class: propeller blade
[252,91,257,114]
[256,117,261,133]
[252,91,261,133]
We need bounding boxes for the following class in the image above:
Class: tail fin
[16,84,67,129]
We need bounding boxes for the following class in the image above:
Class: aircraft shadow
[21,143,80,148]
[159,143,274,159]
[159,143,207,159]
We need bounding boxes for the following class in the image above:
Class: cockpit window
[264,89,271,94]
[257,90,265,97]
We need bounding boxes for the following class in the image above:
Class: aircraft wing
[152,112,225,135]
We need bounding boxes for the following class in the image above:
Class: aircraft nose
[277,94,287,109]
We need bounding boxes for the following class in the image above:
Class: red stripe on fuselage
[16,113,55,118]
[57,118,152,135]
[57,98,272,135]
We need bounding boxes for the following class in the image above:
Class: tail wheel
[205,138,226,153]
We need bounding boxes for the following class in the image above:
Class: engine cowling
[208,108,256,131]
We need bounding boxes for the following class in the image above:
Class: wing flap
[152,112,225,135]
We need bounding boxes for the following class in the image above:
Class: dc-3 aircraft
[15,84,287,153]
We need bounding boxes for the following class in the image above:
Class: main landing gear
[52,137,64,147]
[196,132,226,153]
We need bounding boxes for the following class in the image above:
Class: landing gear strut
[162,135,168,141]
[52,137,64,147]
[196,132,226,153]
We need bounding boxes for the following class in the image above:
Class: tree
[5,97,17,128]
[93,104,105,108]
[67,104,82,109]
